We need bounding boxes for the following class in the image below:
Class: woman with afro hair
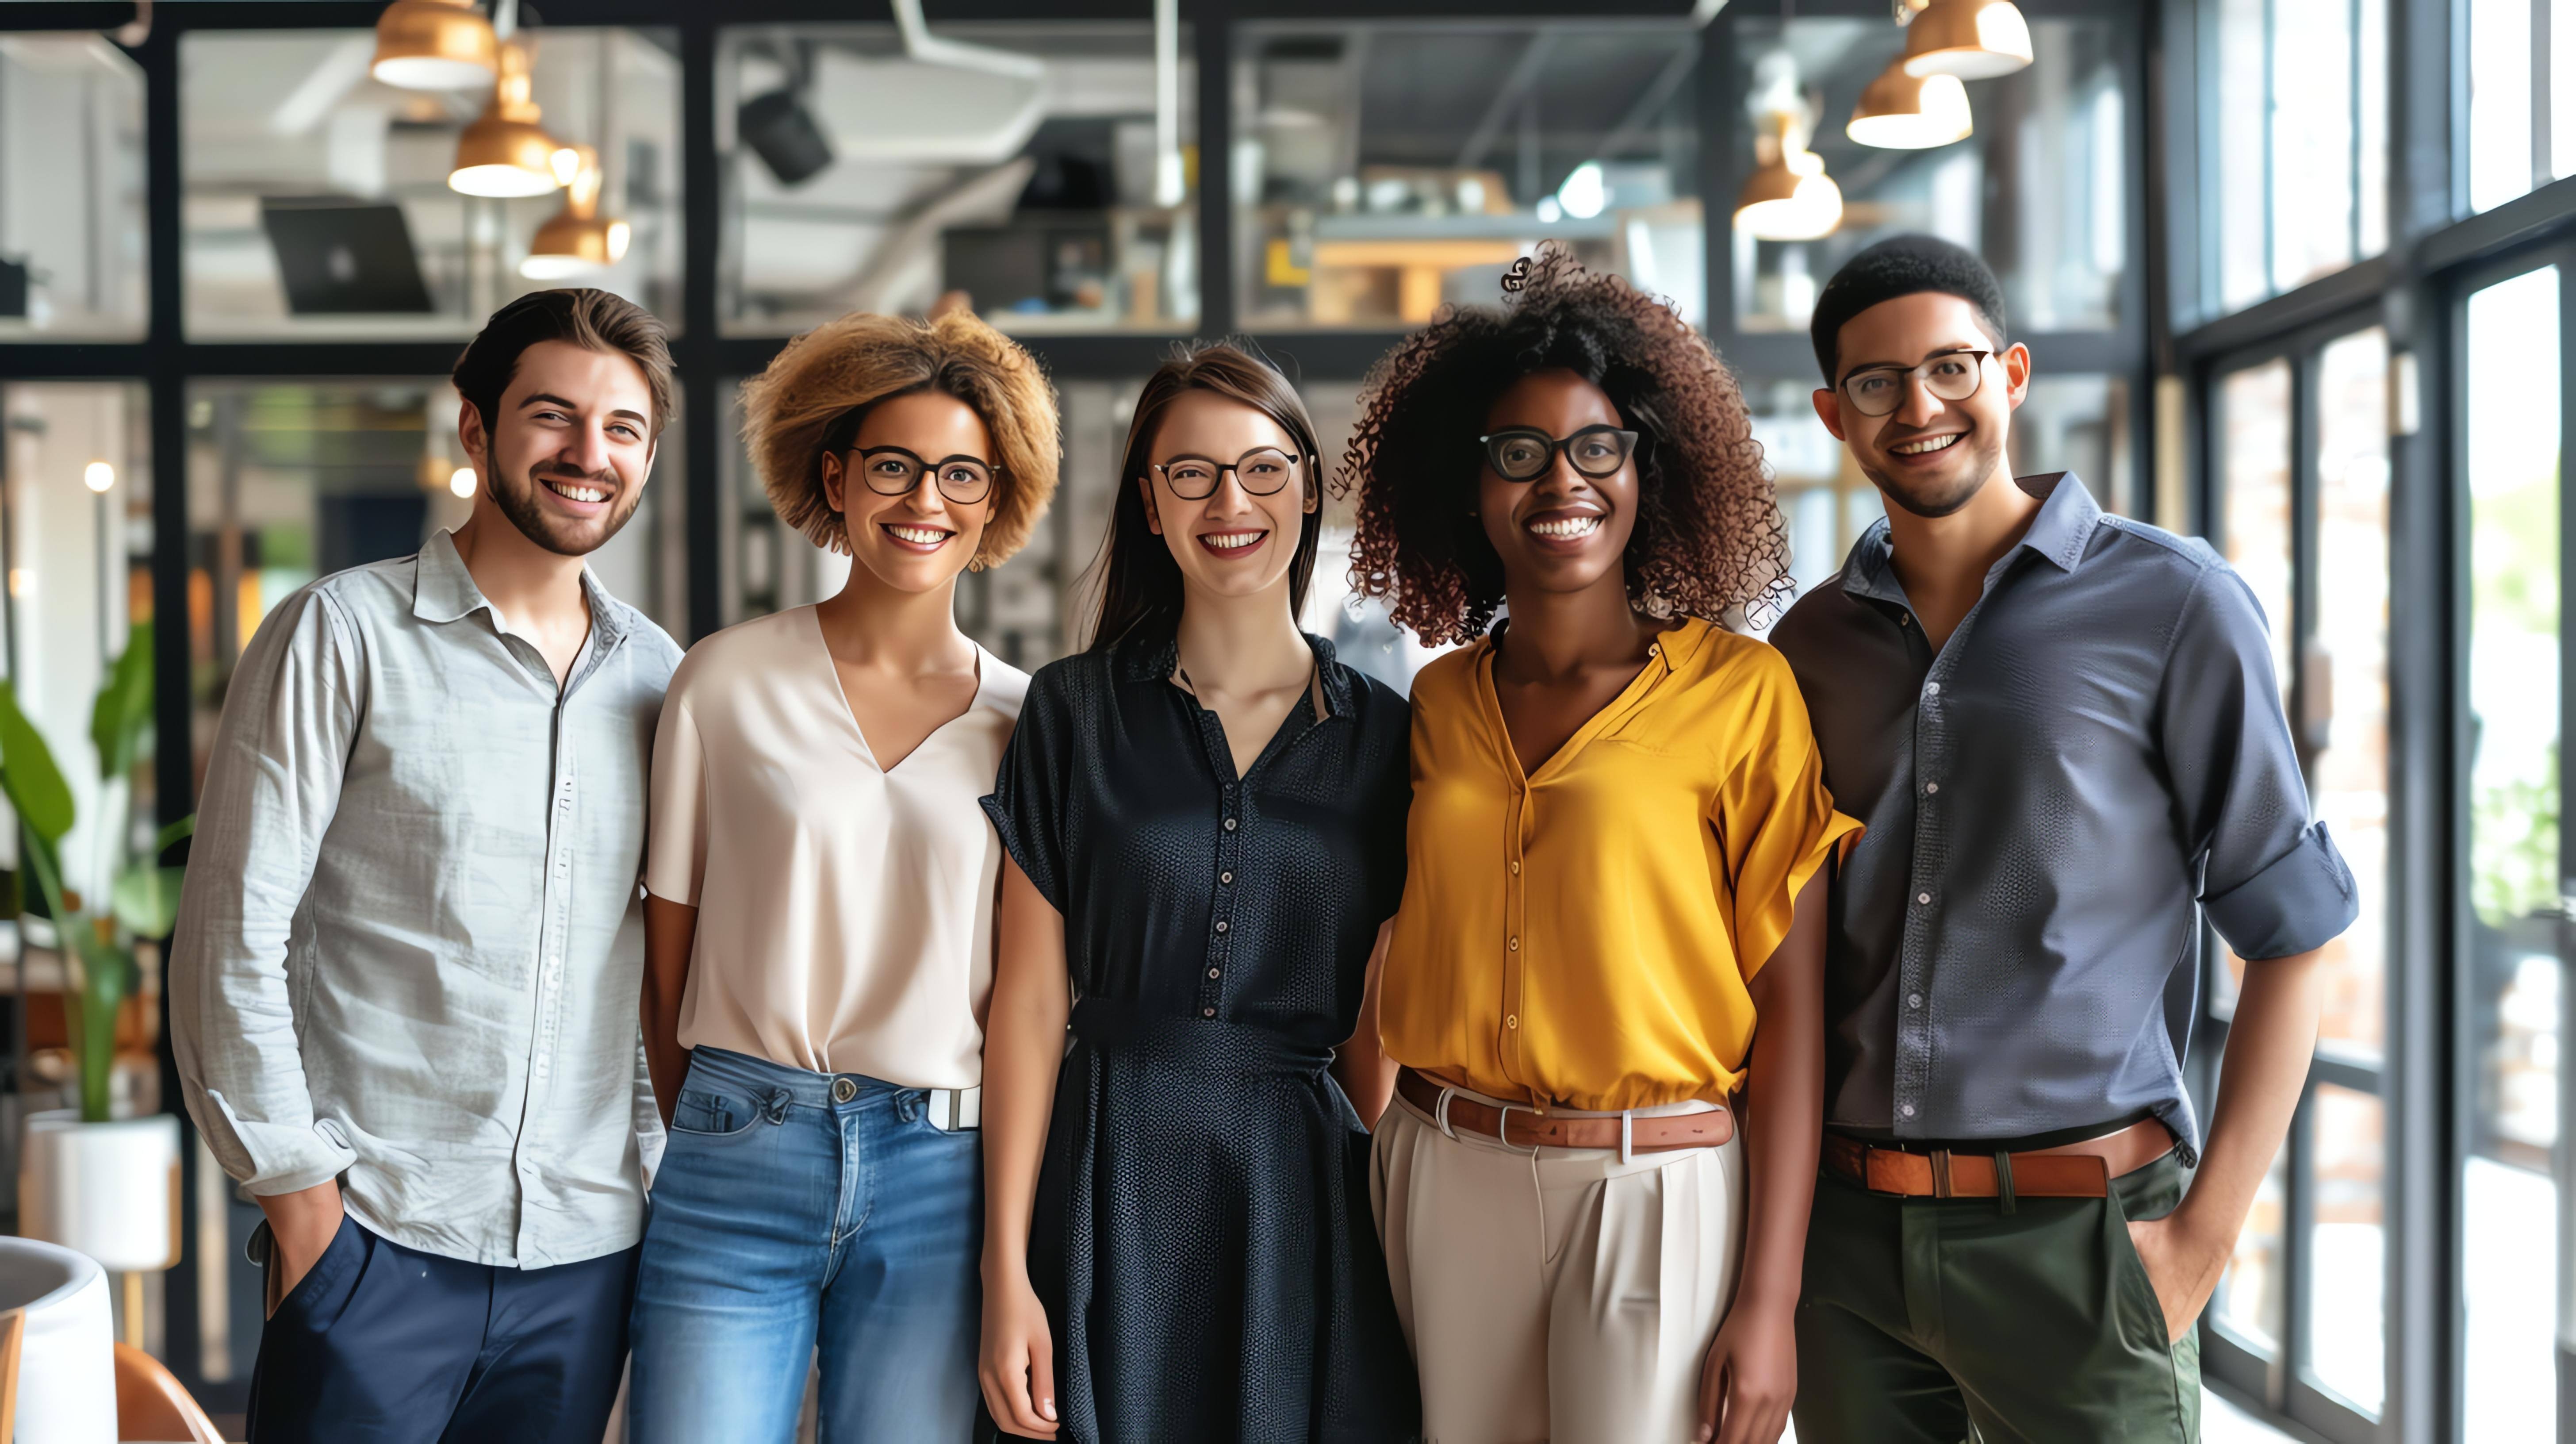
[1349,247,1860,1444]
[627,307,1057,1442]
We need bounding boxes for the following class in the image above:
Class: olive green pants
[1791,1151,2201,1444]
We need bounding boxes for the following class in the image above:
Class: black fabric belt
[1068,995,1334,1075]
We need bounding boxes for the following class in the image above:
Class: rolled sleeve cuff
[2203,822,2359,961]
[205,1091,359,1197]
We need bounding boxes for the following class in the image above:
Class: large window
[2464,0,2576,213]
[2192,0,2388,319]
[0,35,146,339]
[1233,20,1704,330]
[718,23,1196,338]
[2201,319,2395,1440]
[1727,14,2127,337]
[182,27,682,338]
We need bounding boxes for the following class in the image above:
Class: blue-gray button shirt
[1769,474,2355,1160]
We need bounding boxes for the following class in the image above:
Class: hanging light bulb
[450,41,562,198]
[371,0,498,91]
[1848,62,1974,149]
[522,145,632,279]
[1735,114,1843,242]
[1898,0,2034,81]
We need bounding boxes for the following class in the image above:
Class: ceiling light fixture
[370,0,498,92]
[1848,62,1974,149]
[449,40,562,198]
[1734,115,1843,242]
[522,145,631,279]
[1897,0,2035,81]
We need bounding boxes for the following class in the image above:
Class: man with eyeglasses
[1769,235,2354,1442]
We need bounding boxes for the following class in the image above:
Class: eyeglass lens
[855,448,994,505]
[1842,353,1987,418]
[1156,448,1298,500]
[1483,427,1637,482]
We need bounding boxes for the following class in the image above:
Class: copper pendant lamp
[1899,0,2034,81]
[371,0,499,92]
[1848,62,1974,149]
[522,146,632,279]
[450,41,562,198]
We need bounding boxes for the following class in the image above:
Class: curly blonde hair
[1339,246,1786,643]
[740,309,1060,568]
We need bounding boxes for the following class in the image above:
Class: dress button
[1916,892,1932,905]
[1907,992,1924,1009]
[1900,1104,1917,1118]
[1219,871,1233,884]
[1215,921,1229,934]
[1208,968,1220,979]
[1924,782,1938,795]
[1924,681,1941,697]
[832,1077,857,1104]
[1202,1007,1216,1018]
[1223,818,1238,832]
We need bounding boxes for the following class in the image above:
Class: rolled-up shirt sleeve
[2158,564,2358,960]
[169,588,365,1196]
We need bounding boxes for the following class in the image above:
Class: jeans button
[832,1077,857,1104]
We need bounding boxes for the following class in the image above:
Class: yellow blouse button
[1506,1014,1518,1029]
[1508,937,1519,951]
[1510,860,1520,875]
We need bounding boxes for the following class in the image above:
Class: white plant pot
[0,1237,117,1444]
[19,1110,180,1272]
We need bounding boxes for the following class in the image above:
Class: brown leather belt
[1395,1067,1735,1152]
[1821,1118,2176,1199]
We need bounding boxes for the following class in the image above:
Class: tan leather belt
[1395,1067,1735,1152]
[1821,1118,2175,1200]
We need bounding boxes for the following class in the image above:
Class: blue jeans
[629,1047,983,1444]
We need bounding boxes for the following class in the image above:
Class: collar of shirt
[410,526,629,659]
[1838,471,2102,613]
[1111,620,1358,718]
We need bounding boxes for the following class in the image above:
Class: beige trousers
[1370,1090,1747,1444]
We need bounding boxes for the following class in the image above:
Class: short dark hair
[451,288,675,442]
[1809,234,2008,384]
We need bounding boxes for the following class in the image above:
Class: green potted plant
[4,621,192,1279]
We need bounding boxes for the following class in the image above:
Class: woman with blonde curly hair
[1348,248,1859,1444]
[628,308,1058,1443]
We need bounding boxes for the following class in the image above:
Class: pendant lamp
[1899,0,2034,81]
[1848,62,1973,149]
[522,146,631,279]
[1734,116,1843,242]
[450,41,561,198]
[371,0,498,92]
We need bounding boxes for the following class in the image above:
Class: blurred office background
[0,1,2563,1440]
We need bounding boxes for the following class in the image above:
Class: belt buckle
[1928,1148,1955,1199]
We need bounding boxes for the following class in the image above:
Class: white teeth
[886,525,951,545]
[548,480,608,503]
[1528,515,1602,538]
[1202,531,1265,550]
[1891,434,1963,456]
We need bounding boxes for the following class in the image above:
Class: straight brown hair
[1084,341,1324,651]
[451,288,675,441]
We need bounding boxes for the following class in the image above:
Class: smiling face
[460,339,657,557]
[1477,368,1642,599]
[1812,291,2030,520]
[1138,388,1315,606]
[820,388,997,593]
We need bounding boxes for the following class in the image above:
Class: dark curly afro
[1338,244,1787,645]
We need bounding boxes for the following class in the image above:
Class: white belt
[926,1086,981,1131]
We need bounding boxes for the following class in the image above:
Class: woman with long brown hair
[976,342,1418,1442]
[628,308,1057,1442]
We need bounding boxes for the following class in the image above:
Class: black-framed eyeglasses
[1478,425,1641,483]
[1836,349,1993,418]
[847,445,998,506]
[1149,446,1303,501]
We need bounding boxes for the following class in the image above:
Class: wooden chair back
[113,1340,225,1444]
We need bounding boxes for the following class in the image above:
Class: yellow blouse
[1380,616,1861,1113]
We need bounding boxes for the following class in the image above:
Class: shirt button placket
[1204,788,1240,1022]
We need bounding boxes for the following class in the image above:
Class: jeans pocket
[2103,1187,2181,1348]
[265,1214,359,1324]
[669,1086,763,1139]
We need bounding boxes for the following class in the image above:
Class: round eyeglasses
[1837,349,1993,419]
[847,446,997,506]
[1479,426,1640,483]
[1150,446,1302,501]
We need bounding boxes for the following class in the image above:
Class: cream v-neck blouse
[644,605,1029,1085]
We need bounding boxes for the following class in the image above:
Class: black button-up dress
[981,626,1420,1444]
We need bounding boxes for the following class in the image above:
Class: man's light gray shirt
[1770,475,2356,1161]
[171,530,682,1268]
